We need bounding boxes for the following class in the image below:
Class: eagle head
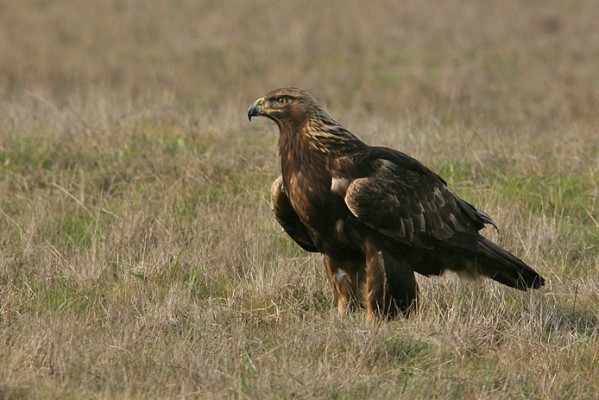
[247,87,316,125]
[248,87,363,154]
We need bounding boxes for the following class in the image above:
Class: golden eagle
[248,87,544,319]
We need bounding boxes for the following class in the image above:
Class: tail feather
[474,237,544,290]
[446,234,545,290]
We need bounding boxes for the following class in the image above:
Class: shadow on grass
[547,306,598,337]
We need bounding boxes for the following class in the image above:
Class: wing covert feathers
[345,158,474,246]
[270,176,318,252]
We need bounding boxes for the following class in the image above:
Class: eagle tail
[473,237,544,290]
[447,234,545,290]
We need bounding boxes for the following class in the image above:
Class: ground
[0,1,598,398]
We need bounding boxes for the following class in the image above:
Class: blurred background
[2,0,598,129]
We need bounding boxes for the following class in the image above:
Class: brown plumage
[248,87,544,319]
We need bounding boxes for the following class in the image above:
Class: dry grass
[1,1,598,399]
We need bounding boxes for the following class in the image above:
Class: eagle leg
[384,253,419,318]
[323,255,361,315]
[364,240,418,319]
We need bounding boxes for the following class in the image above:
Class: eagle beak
[247,97,265,121]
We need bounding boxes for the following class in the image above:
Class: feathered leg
[364,240,418,319]
[384,252,419,318]
[323,255,361,314]
[364,249,388,319]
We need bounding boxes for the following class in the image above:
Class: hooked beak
[247,97,265,121]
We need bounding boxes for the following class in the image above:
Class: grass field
[1,1,598,398]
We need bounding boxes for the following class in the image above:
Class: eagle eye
[274,96,290,107]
